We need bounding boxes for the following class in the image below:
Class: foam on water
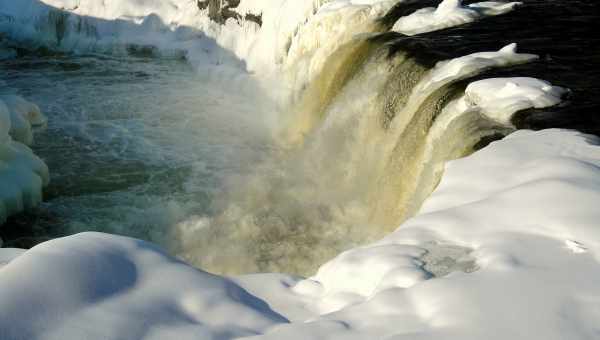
[0,54,274,248]
[1,0,598,278]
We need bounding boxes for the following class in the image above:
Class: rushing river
[0,54,272,249]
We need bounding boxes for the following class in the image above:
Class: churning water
[0,54,273,251]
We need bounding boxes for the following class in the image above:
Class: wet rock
[197,0,262,26]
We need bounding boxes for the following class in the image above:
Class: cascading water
[2,0,595,277]
[174,35,535,275]
[0,54,274,248]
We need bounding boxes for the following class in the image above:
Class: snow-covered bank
[0,0,255,75]
[1,0,572,273]
[2,129,600,339]
[0,0,526,102]
[0,94,48,225]
[392,0,522,35]
[1,1,599,338]
[0,0,404,104]
[0,0,318,73]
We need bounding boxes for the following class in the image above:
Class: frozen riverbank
[2,129,600,340]
[1,1,600,338]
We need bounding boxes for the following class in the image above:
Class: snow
[2,129,600,340]
[464,77,569,124]
[0,95,49,224]
[248,129,600,339]
[283,0,395,97]
[0,0,262,74]
[0,0,522,85]
[429,43,537,84]
[392,0,522,36]
[1,1,600,339]
[0,232,287,340]
[318,0,395,14]
[433,77,569,129]
[388,43,538,133]
[0,0,392,91]
[1,94,46,145]
[0,248,24,265]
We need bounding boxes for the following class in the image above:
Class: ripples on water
[0,54,272,248]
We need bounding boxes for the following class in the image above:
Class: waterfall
[1,0,570,276]
[174,30,538,276]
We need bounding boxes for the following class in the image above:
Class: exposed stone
[197,0,262,26]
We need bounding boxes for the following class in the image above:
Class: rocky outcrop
[197,0,262,26]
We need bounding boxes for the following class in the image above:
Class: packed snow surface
[2,129,600,339]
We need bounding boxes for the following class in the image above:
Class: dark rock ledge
[196,0,262,26]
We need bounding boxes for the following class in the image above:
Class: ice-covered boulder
[1,94,46,145]
[0,96,49,224]
[392,0,522,35]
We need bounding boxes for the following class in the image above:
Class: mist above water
[0,54,274,249]
[2,0,599,278]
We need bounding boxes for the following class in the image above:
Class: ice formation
[1,94,46,145]
[464,77,569,124]
[392,0,522,35]
[1,1,598,339]
[0,95,49,224]
[173,41,563,275]
[2,129,600,340]
[0,0,578,272]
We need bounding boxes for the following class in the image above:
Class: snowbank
[0,0,318,74]
[392,0,522,35]
[1,2,598,339]
[0,96,49,224]
[245,128,600,339]
[2,129,600,339]
[465,77,569,124]
[0,1,387,79]
[0,232,287,340]
[0,0,252,70]
[0,0,527,99]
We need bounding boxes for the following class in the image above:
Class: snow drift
[2,129,600,340]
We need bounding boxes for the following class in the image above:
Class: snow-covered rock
[392,0,522,35]
[1,94,46,145]
[1,2,598,339]
[465,77,569,125]
[0,96,49,224]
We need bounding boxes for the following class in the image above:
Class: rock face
[197,0,262,26]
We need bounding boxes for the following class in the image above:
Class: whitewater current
[1,0,599,276]
[0,54,274,251]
